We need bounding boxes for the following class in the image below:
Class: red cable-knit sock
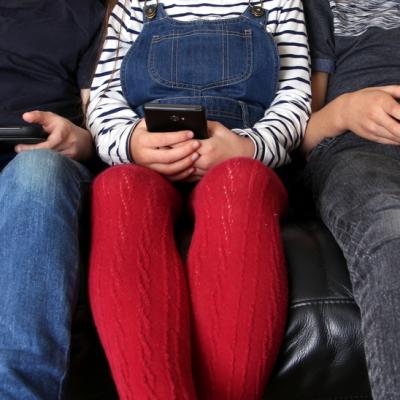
[187,158,288,400]
[89,165,196,400]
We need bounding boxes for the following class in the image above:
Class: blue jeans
[304,132,400,400]
[0,149,91,399]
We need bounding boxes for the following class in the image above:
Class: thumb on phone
[22,111,56,132]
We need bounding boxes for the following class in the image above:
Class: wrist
[335,92,353,133]
[77,129,94,161]
[239,135,256,158]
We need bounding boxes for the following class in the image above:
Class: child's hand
[188,121,255,181]
[343,85,400,145]
[17,111,93,161]
[130,119,201,181]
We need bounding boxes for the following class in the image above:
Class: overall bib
[121,2,280,130]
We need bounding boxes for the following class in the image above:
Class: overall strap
[143,0,167,23]
[243,1,269,28]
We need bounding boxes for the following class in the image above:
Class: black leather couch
[266,219,372,399]
[65,191,373,399]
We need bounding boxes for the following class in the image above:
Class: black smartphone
[144,103,208,139]
[0,125,47,144]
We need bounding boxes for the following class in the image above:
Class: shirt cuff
[312,57,335,74]
[114,119,140,164]
[124,118,142,163]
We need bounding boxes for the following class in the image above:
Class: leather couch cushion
[266,220,372,399]
[65,219,372,399]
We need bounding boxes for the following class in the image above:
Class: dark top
[304,0,400,103]
[0,0,104,126]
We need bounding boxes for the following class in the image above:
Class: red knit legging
[89,158,288,400]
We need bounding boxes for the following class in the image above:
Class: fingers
[132,125,201,165]
[372,136,400,146]
[371,110,400,141]
[144,130,195,148]
[15,140,55,153]
[368,123,400,145]
[169,140,194,149]
[206,120,222,137]
[154,140,200,163]
[385,98,400,122]
[149,152,200,176]
[138,141,199,165]
[377,85,400,100]
[22,111,56,131]
[167,167,195,182]
[14,127,66,153]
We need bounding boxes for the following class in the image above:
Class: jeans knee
[334,205,400,294]
[2,150,83,202]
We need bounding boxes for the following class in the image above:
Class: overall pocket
[148,28,253,90]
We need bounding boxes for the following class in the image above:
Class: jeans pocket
[148,28,253,90]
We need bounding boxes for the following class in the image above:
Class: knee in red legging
[92,164,181,221]
[191,157,288,217]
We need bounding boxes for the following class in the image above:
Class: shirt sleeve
[303,0,336,73]
[76,1,105,89]
[77,32,103,89]
[232,0,312,168]
[87,0,143,165]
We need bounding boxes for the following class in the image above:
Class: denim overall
[121,2,280,130]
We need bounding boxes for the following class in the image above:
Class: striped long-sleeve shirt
[88,0,311,167]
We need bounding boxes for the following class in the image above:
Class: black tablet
[0,125,47,144]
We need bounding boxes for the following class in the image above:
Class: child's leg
[89,165,196,400]
[305,136,400,400]
[188,158,288,400]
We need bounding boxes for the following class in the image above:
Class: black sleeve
[76,1,105,89]
[303,0,336,73]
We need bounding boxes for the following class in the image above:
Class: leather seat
[65,218,373,399]
[266,219,371,399]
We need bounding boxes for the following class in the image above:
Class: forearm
[243,0,310,167]
[234,90,311,168]
[302,92,349,153]
[75,128,94,161]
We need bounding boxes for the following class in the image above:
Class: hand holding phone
[144,103,208,139]
[129,118,201,181]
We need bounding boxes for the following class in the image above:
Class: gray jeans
[304,132,400,400]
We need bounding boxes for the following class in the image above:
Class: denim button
[251,6,264,17]
[145,5,157,19]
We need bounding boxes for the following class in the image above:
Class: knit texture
[188,158,288,399]
[89,158,288,400]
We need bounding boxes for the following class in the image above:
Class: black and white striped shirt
[88,0,311,167]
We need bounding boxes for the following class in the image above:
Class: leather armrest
[266,219,372,399]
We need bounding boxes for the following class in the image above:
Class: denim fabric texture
[304,133,400,400]
[0,149,91,399]
[121,4,280,129]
